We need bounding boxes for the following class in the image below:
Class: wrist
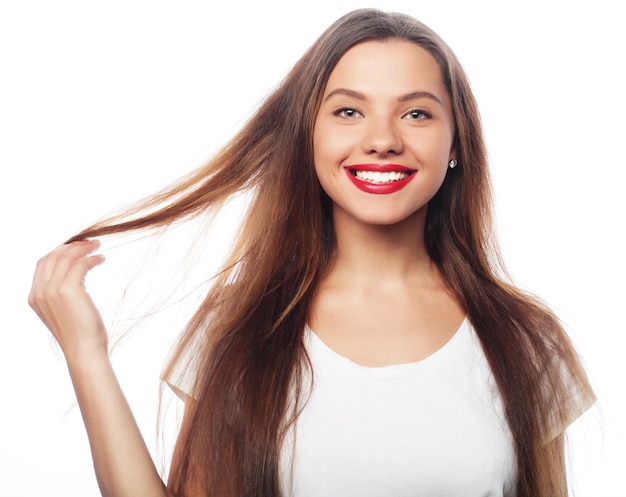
[65,345,112,378]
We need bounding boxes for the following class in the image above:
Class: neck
[326,205,436,287]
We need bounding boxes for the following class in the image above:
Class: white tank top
[280,318,518,497]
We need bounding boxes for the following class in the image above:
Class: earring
[448,159,458,169]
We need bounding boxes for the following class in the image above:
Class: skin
[310,40,465,366]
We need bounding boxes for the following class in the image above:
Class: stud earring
[448,159,458,169]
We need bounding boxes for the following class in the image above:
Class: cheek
[313,131,344,195]
[313,130,338,173]
[313,119,354,165]
[414,129,454,166]
[312,128,328,181]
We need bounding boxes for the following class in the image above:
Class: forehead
[324,40,448,101]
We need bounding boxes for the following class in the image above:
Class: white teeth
[354,170,410,184]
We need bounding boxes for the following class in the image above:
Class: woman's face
[313,39,456,227]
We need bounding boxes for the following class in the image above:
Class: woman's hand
[29,239,108,363]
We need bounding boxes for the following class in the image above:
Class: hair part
[70,9,594,497]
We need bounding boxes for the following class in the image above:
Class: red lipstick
[344,163,416,194]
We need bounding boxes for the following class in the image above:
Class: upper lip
[345,163,415,173]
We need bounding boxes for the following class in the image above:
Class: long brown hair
[68,9,594,497]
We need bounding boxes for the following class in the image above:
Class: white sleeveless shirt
[280,318,518,497]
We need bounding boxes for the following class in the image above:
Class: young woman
[28,9,595,497]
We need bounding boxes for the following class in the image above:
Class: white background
[1,1,624,495]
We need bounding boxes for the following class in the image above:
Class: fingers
[33,240,85,286]
[29,239,105,311]
[38,239,102,278]
[45,239,102,280]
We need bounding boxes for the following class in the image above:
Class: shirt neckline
[305,316,470,380]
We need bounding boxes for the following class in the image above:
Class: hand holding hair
[28,239,108,364]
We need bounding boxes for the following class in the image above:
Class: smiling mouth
[344,164,416,194]
[352,170,412,184]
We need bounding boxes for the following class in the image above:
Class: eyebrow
[324,88,443,106]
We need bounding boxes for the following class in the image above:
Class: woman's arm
[29,240,172,497]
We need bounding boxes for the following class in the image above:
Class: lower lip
[344,169,416,194]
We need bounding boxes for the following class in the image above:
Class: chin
[333,200,426,229]
[355,211,419,227]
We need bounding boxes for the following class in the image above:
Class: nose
[362,118,403,155]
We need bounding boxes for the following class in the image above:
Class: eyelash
[332,107,432,120]
[403,109,432,120]
[333,107,363,118]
